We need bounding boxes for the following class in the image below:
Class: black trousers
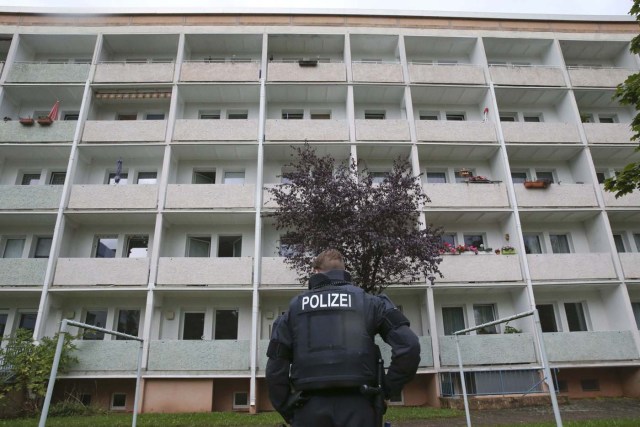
[292,392,375,427]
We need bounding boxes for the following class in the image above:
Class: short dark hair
[312,249,345,272]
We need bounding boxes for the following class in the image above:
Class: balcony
[0,120,76,143]
[439,334,537,366]
[601,186,640,207]
[67,185,158,210]
[0,259,47,287]
[82,120,167,143]
[415,121,496,143]
[180,61,260,82]
[265,119,349,142]
[543,331,639,363]
[355,119,410,141]
[156,257,253,286]
[69,340,141,372]
[352,62,403,83]
[583,123,633,144]
[527,253,616,281]
[173,119,258,142]
[260,257,300,286]
[514,184,598,208]
[380,335,434,368]
[0,185,62,210]
[53,258,150,286]
[437,254,522,283]
[423,183,509,208]
[7,62,90,83]
[94,62,174,83]
[148,340,250,372]
[165,184,255,209]
[408,64,485,85]
[489,65,565,87]
[501,122,581,144]
[620,253,640,280]
[568,67,634,88]
[267,61,346,82]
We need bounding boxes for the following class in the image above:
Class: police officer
[266,249,420,426]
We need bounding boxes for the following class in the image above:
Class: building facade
[0,9,640,413]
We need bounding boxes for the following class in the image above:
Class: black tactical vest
[288,284,377,391]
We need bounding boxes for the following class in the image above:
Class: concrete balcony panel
[53,258,150,286]
[544,331,639,362]
[378,335,434,368]
[514,184,598,208]
[601,186,640,207]
[424,183,509,208]
[267,62,346,82]
[0,259,47,287]
[82,120,167,142]
[0,185,62,210]
[355,119,410,141]
[173,119,258,141]
[415,120,496,143]
[156,257,253,286]
[148,340,250,371]
[408,64,486,85]
[94,62,174,83]
[527,253,616,281]
[352,62,403,83]
[260,257,301,286]
[568,68,634,88]
[180,61,260,82]
[439,333,537,366]
[0,121,76,143]
[67,185,158,210]
[70,341,140,372]
[489,65,565,86]
[583,123,633,144]
[620,253,640,280]
[437,254,522,283]
[265,119,349,142]
[165,184,255,209]
[7,62,90,83]
[501,122,581,144]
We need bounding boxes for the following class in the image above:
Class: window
[34,237,52,258]
[136,172,157,184]
[581,113,595,123]
[3,238,25,258]
[63,113,79,121]
[108,173,128,185]
[188,236,211,257]
[111,393,127,410]
[223,171,245,184]
[550,234,571,254]
[635,234,640,252]
[565,302,588,332]
[0,313,7,343]
[446,113,465,121]
[419,112,439,121]
[218,236,242,257]
[632,303,640,329]
[182,312,205,340]
[463,234,484,248]
[523,114,543,122]
[426,172,447,183]
[233,392,249,409]
[535,171,555,183]
[199,110,221,120]
[18,312,37,333]
[454,171,471,183]
[214,309,239,340]
[145,113,165,120]
[537,304,558,332]
[511,172,528,184]
[282,110,304,120]
[473,304,497,334]
[83,310,107,340]
[80,394,92,406]
[596,172,606,184]
[49,172,66,185]
[364,110,385,120]
[442,307,465,336]
[440,233,457,247]
[500,113,518,122]
[370,171,388,184]
[95,236,117,258]
[227,110,248,119]
[598,114,618,124]
[523,234,543,254]
[310,111,331,120]
[581,379,600,391]
[278,238,295,257]
[116,309,140,340]
[116,113,137,121]
[125,235,148,258]
[193,170,216,184]
[21,173,41,185]
[613,234,627,253]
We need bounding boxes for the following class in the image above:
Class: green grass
[516,421,640,427]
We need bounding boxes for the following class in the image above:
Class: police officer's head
[312,249,345,273]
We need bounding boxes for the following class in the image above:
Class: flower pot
[524,180,550,189]
[19,117,34,126]
[501,249,516,255]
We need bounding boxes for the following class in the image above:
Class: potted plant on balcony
[503,323,522,334]
[19,116,34,126]
[524,179,550,189]
[467,175,492,184]
[501,245,516,255]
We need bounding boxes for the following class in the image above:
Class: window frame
[549,233,572,254]
[232,391,250,409]
[110,393,127,410]
[218,235,242,258]
[181,311,206,340]
[33,236,53,259]
[442,306,466,336]
[187,236,212,258]
[222,170,246,184]
[364,110,386,120]
[192,169,217,184]
[136,171,157,185]
[94,235,118,258]
[49,172,66,185]
[214,308,239,340]
[473,304,498,334]
[124,235,149,258]
[536,304,559,333]
[2,237,26,259]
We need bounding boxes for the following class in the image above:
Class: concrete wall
[438,254,522,283]
[173,119,258,141]
[0,185,62,209]
[557,367,625,398]
[489,66,565,86]
[355,119,410,141]
[69,340,141,372]
[415,120,496,142]
[147,340,250,371]
[620,253,640,279]
[267,62,346,82]
[165,184,255,209]
[7,63,90,83]
[352,62,403,82]
[423,183,509,208]
[82,120,167,142]
[0,121,76,143]
[501,122,581,143]
[156,257,253,286]
[265,119,349,141]
[143,379,213,413]
[439,334,537,366]
[94,63,174,83]
[260,257,300,285]
[584,123,633,144]
[180,62,259,82]
[514,184,598,208]
[568,68,634,88]
[601,187,640,207]
[53,258,150,286]
[0,259,47,286]
[67,185,158,210]
[527,253,616,281]
[544,331,638,362]
[408,64,485,84]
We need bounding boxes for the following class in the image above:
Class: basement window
[111,393,127,410]
[233,392,249,409]
[580,379,600,392]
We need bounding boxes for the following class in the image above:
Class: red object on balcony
[37,100,60,126]
[524,180,550,189]
[19,117,34,126]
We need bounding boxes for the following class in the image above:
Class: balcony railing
[501,122,581,144]
[408,63,485,85]
[352,61,404,83]
[165,184,255,209]
[267,61,346,82]
[543,331,639,362]
[94,61,174,83]
[620,253,640,280]
[260,257,301,286]
[567,66,635,88]
[180,60,260,82]
[415,120,496,143]
[7,62,90,83]
[439,334,537,366]
[355,119,410,141]
[423,183,509,208]
[156,257,253,286]
[0,185,62,210]
[489,64,565,86]
[82,120,167,142]
[0,120,76,143]
[67,185,158,210]
[527,253,616,281]
[148,340,250,372]
[53,258,150,286]
[68,340,141,372]
[583,123,633,144]
[265,119,349,142]
[0,259,47,287]
[173,119,258,141]
[437,254,522,283]
[514,183,598,208]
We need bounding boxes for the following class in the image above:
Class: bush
[48,401,106,417]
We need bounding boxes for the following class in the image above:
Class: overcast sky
[0,0,633,15]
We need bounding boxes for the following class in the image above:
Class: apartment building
[0,9,639,414]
